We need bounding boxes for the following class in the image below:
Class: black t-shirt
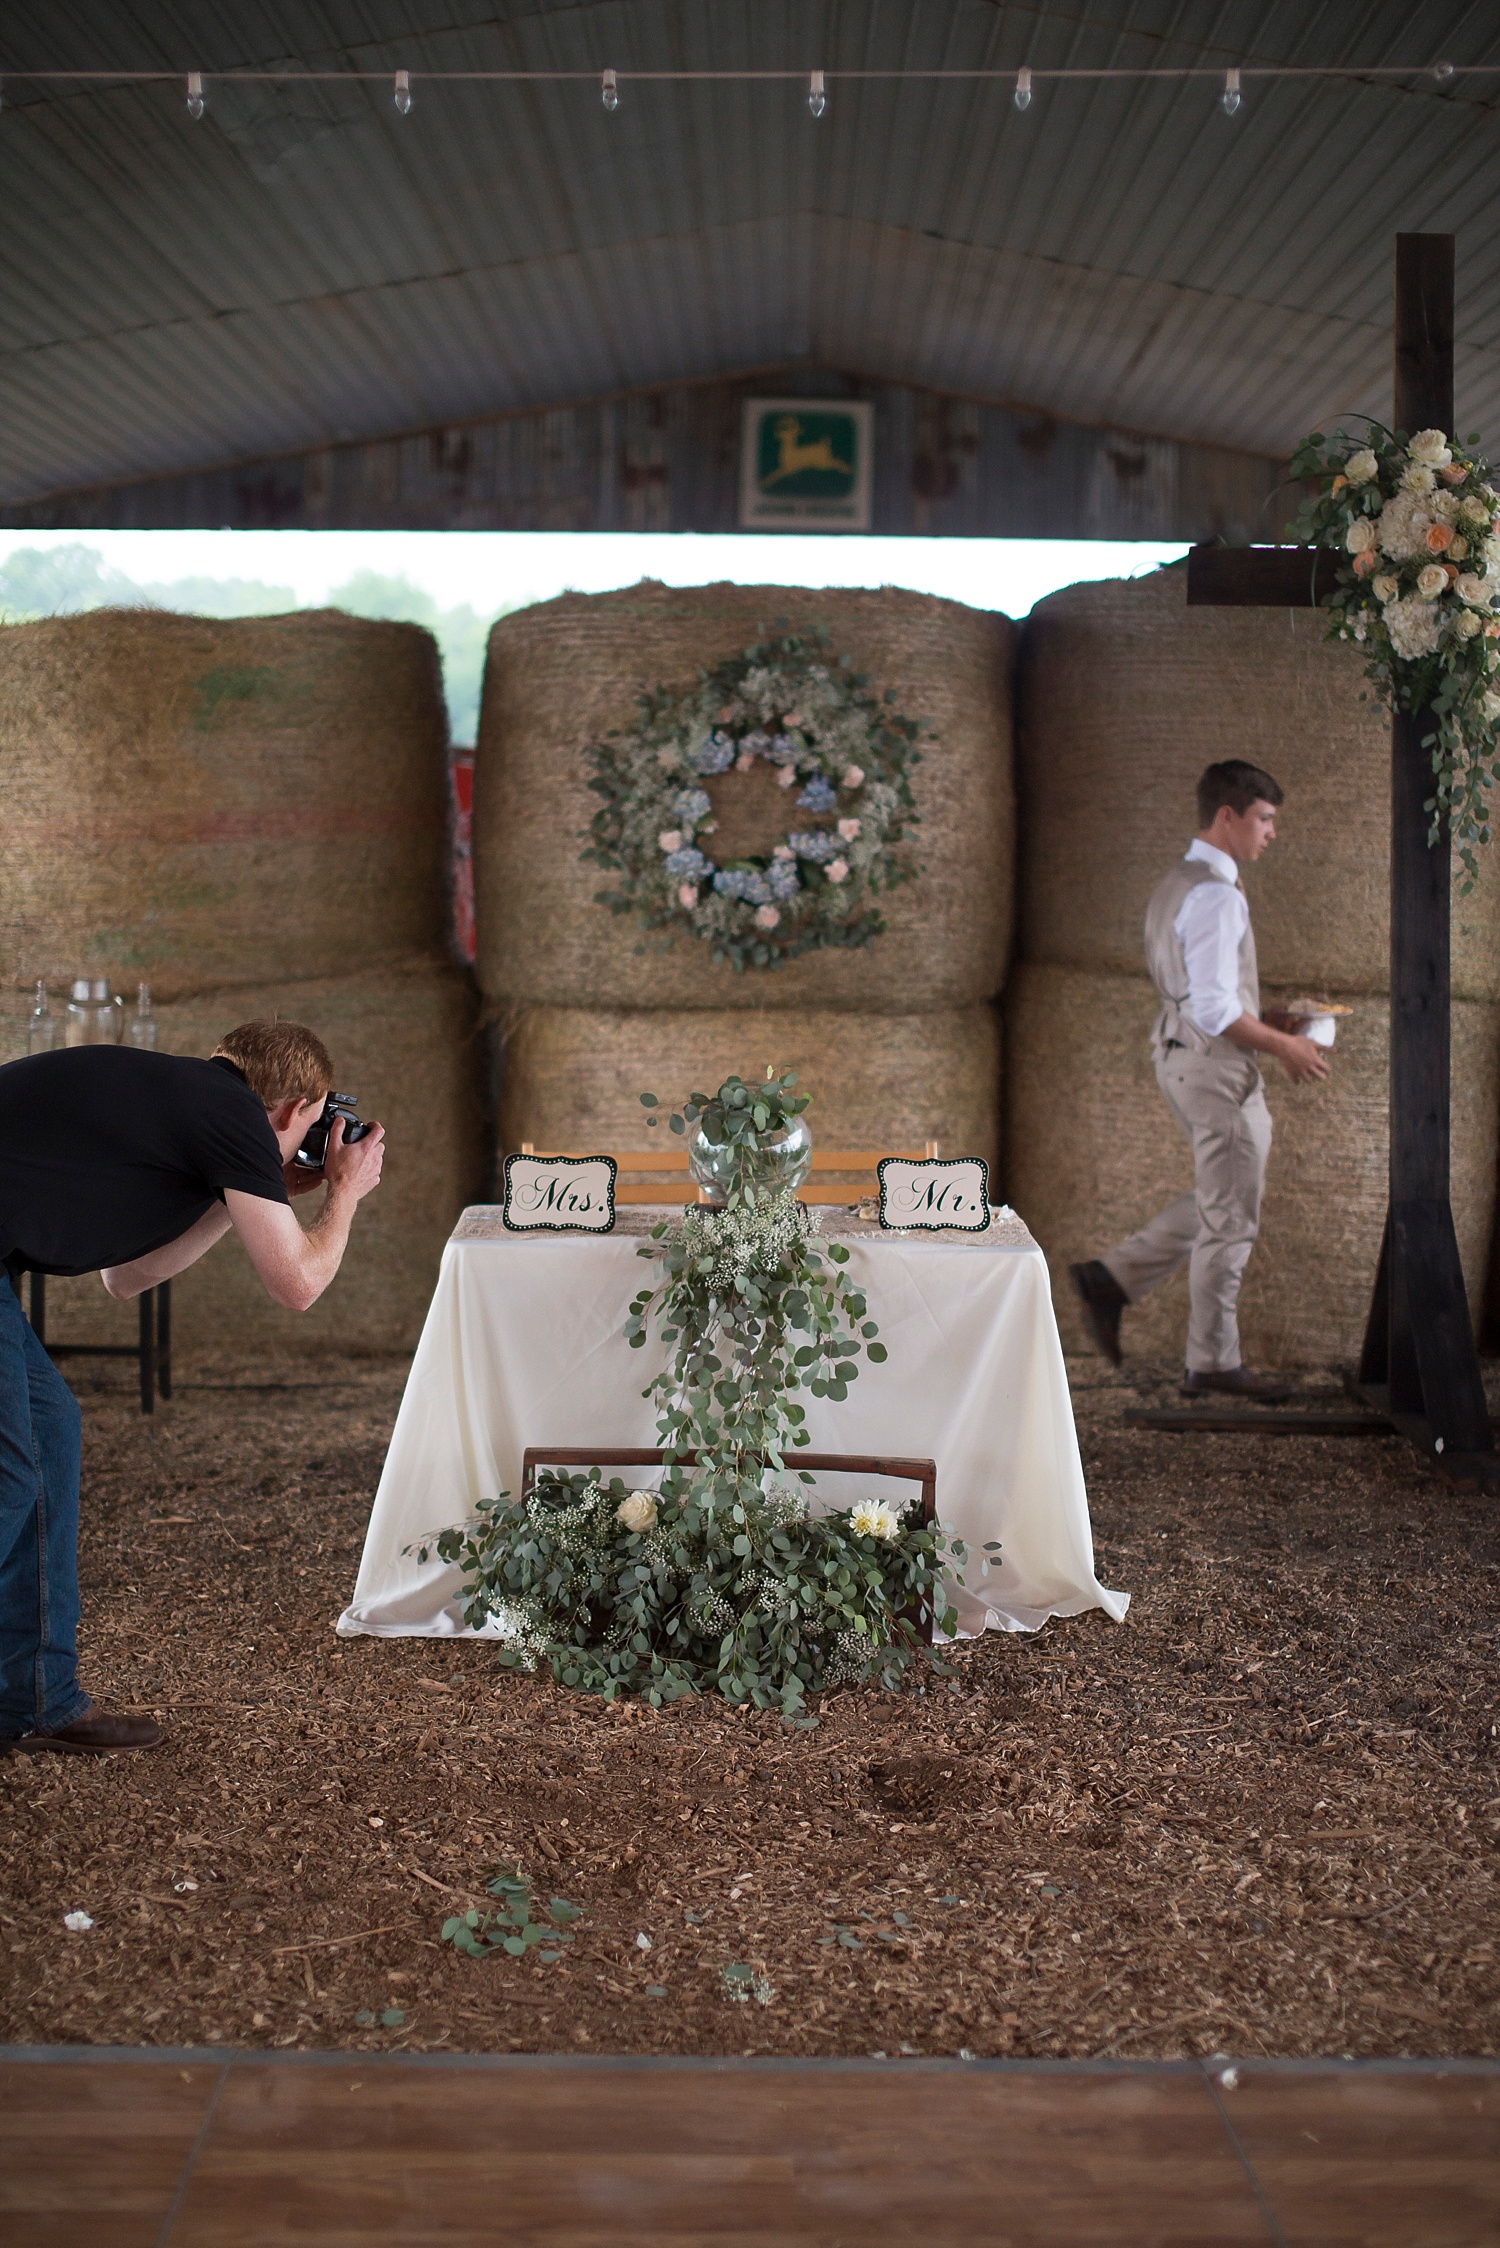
[0,1047,289,1276]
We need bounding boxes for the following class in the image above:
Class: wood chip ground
[2,1352,1496,2061]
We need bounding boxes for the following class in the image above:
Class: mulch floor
[2,1351,1497,2061]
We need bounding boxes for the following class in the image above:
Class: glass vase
[689,1114,813,1205]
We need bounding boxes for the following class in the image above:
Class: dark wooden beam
[1185,546,1336,607]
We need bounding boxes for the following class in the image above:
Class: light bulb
[186,70,204,120]
[808,69,826,119]
[1220,67,1242,116]
[394,69,411,115]
[1014,65,1032,111]
[602,68,619,111]
[1434,59,1456,85]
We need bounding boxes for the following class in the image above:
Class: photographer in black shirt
[0,1020,384,1754]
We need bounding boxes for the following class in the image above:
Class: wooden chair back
[517,1141,940,1205]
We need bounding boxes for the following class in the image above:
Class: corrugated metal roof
[1,0,1498,506]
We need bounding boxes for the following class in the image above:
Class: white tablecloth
[336,1207,1128,1641]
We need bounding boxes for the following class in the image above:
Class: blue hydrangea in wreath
[582,628,926,971]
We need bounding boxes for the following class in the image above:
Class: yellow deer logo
[760,413,853,487]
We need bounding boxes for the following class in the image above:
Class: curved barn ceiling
[1,1,1497,510]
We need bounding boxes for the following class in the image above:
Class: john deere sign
[738,399,874,531]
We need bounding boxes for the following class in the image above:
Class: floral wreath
[582,627,925,971]
[1287,420,1500,880]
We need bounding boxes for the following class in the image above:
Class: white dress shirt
[1173,838,1249,1038]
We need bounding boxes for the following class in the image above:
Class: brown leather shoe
[1068,1260,1127,1367]
[1182,1366,1294,1404]
[12,1701,164,1756]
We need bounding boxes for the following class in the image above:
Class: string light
[1434,59,1456,84]
[601,67,618,111]
[394,68,411,114]
[808,69,826,118]
[185,70,204,120]
[1221,66,1242,115]
[1013,65,1032,111]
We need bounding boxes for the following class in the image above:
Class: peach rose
[753,904,780,930]
[1442,463,1469,485]
[1352,550,1378,576]
[1425,521,1455,552]
[825,858,849,884]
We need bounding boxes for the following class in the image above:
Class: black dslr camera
[293,1090,373,1171]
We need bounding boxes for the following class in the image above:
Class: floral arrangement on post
[582,627,924,971]
[1286,421,1500,879]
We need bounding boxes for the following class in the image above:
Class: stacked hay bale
[0,609,480,1355]
[1005,568,1500,1366]
[474,582,1013,1172]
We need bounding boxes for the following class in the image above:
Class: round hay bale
[1003,961,1500,1367]
[473,581,1014,1011]
[498,1003,1000,1176]
[1017,570,1500,1001]
[0,608,449,1000]
[31,959,481,1360]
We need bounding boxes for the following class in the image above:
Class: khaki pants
[1101,1046,1272,1373]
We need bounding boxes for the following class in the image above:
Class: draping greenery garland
[1286,421,1500,883]
[582,628,925,972]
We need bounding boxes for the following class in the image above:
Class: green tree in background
[0,545,513,744]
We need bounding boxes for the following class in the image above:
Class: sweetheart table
[336,1206,1129,1643]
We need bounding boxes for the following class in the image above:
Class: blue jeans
[0,1273,88,1736]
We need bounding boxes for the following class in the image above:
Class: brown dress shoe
[1068,1260,1127,1367]
[13,1701,164,1756]
[1182,1366,1293,1405]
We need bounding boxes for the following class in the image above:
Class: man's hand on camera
[322,1115,385,1200]
[284,1156,326,1198]
[1279,1034,1331,1085]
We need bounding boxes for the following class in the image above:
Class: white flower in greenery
[1455,610,1484,639]
[1373,574,1400,603]
[1343,447,1379,484]
[1377,492,1434,561]
[850,1500,902,1541]
[1408,428,1453,467]
[1432,492,1462,525]
[1417,563,1450,600]
[1345,516,1378,555]
[824,857,849,884]
[658,829,683,853]
[842,763,865,789]
[837,817,862,842]
[1385,596,1444,660]
[63,1911,94,1932]
[1456,573,1493,607]
[1484,689,1500,723]
[616,1491,658,1533]
[753,904,781,930]
[1402,462,1437,495]
[1450,535,1470,560]
[1461,496,1492,526]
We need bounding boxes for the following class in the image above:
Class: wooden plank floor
[1,2052,1496,2247]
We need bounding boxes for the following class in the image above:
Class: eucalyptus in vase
[640,1066,813,1208]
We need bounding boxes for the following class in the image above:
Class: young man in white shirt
[1069,759,1329,1401]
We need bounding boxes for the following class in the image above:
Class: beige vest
[1144,857,1259,1057]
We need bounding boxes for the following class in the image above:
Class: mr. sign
[502,1155,618,1234]
[877,1157,991,1233]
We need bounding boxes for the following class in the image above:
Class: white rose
[1455,573,1492,606]
[1402,462,1437,494]
[850,1500,902,1541]
[1345,516,1378,555]
[1486,538,1500,572]
[1385,596,1443,660]
[1455,610,1483,639]
[616,1491,658,1533]
[1461,496,1491,525]
[841,764,865,789]
[1431,492,1462,524]
[824,857,849,884]
[1408,428,1453,467]
[753,904,780,930]
[1373,574,1400,603]
[658,828,683,853]
[1343,447,1378,484]
[1450,535,1470,560]
[836,817,861,841]
[1416,563,1449,600]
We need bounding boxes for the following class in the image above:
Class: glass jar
[688,1113,813,1205]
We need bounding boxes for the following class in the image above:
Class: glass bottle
[90,978,122,1043]
[64,978,92,1046]
[127,983,157,1050]
[26,980,56,1054]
